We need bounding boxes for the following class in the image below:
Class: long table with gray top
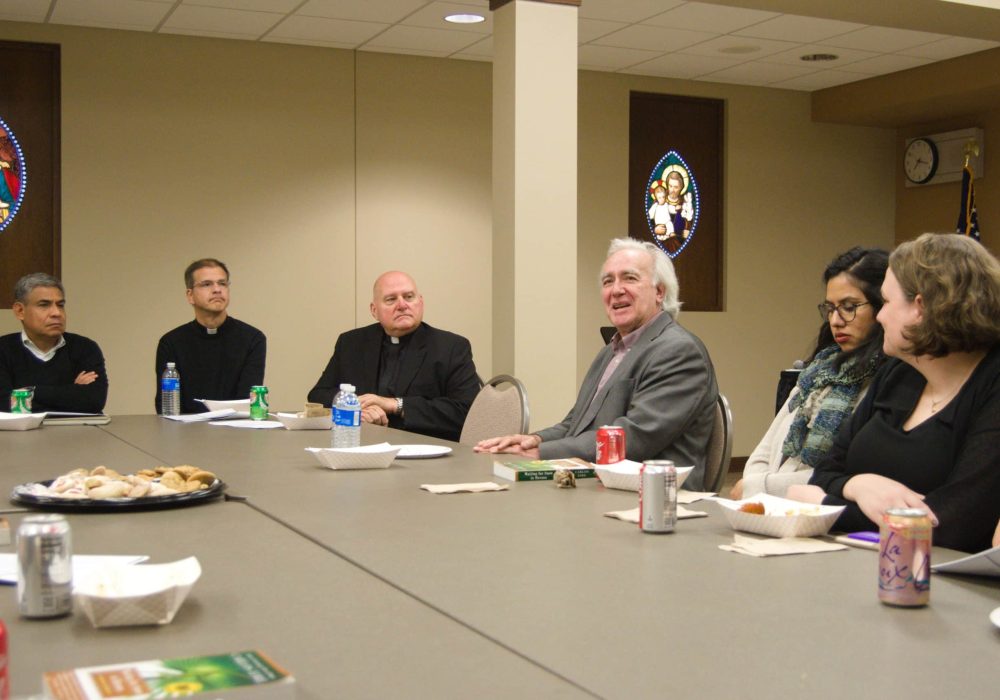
[3,416,998,699]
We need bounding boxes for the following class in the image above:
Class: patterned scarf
[781,345,880,468]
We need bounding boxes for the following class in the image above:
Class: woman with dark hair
[733,246,888,499]
[789,233,1000,552]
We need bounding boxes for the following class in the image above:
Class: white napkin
[163,409,236,422]
[719,533,847,557]
[420,482,509,494]
[603,505,708,522]
[678,490,715,504]
[208,419,283,429]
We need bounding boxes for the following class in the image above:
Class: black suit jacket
[307,322,480,441]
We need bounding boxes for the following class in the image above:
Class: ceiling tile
[838,53,933,76]
[578,44,662,70]
[578,18,628,44]
[50,0,173,31]
[163,4,283,37]
[771,69,868,91]
[297,0,428,23]
[182,0,301,11]
[678,34,798,59]
[592,23,718,53]
[402,2,491,35]
[644,2,780,34]
[454,34,491,57]
[822,26,950,52]
[265,15,388,46]
[898,35,1000,59]
[579,0,684,24]
[0,0,54,23]
[623,52,746,79]
[363,24,483,53]
[733,14,865,43]
[700,60,817,85]
[758,43,878,68]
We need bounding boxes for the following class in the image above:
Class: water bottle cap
[166,362,176,368]
[339,383,355,393]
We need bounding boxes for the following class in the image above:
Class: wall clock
[904,137,939,185]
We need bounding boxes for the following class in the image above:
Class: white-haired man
[476,238,718,490]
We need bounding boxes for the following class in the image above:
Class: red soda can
[596,426,626,464]
[0,618,8,699]
[878,508,931,607]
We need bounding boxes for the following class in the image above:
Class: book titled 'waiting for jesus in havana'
[493,457,597,482]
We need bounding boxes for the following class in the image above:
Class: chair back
[703,393,734,493]
[459,374,530,446]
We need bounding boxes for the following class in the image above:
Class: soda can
[249,385,269,421]
[878,508,931,607]
[639,460,677,533]
[0,619,8,700]
[17,514,73,618]
[10,388,32,414]
[596,425,626,464]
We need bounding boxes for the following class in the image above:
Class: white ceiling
[1,0,998,91]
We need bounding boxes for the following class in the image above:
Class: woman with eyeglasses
[788,233,1000,552]
[732,247,889,500]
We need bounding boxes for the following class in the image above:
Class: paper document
[931,545,1000,578]
[163,409,236,422]
[0,554,149,585]
[209,419,282,429]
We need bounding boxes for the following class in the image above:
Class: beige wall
[0,23,492,417]
[0,20,898,455]
[578,72,896,453]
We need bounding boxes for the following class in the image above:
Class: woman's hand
[843,474,938,526]
[786,484,827,504]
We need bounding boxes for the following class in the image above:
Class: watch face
[904,138,938,184]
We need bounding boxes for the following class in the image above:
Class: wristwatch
[396,398,404,417]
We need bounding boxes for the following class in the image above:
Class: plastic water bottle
[160,362,181,416]
[332,383,361,448]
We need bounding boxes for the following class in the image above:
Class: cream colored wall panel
[355,51,493,381]
[0,22,357,415]
[578,71,895,455]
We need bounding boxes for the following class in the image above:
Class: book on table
[43,650,294,699]
[493,457,596,482]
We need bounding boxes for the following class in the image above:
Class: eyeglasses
[818,301,870,322]
[192,280,230,290]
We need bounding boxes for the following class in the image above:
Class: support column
[491,0,578,430]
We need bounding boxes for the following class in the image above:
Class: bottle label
[333,407,360,427]
[161,378,179,392]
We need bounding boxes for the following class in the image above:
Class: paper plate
[275,412,331,430]
[0,412,47,431]
[197,398,251,416]
[306,443,401,470]
[595,461,694,492]
[991,606,1000,630]
[393,444,452,459]
[714,493,845,538]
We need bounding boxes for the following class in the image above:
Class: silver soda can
[17,514,73,618]
[639,460,677,533]
[878,508,931,607]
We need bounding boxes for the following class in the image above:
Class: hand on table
[361,405,389,426]
[843,474,938,526]
[358,394,397,415]
[785,484,827,504]
[474,434,541,459]
[729,478,744,500]
[75,371,99,385]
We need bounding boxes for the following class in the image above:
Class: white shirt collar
[21,330,66,362]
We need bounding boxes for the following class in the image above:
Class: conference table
[1,416,997,699]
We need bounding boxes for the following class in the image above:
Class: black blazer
[307,322,480,441]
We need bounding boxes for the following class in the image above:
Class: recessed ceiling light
[445,13,486,24]
[718,45,760,55]
[800,53,839,62]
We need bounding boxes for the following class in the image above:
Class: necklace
[928,366,976,413]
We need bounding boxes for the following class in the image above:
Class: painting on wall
[645,150,698,259]
[0,116,27,232]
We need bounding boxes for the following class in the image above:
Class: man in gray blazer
[475,238,718,490]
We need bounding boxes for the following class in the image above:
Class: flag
[956,163,981,241]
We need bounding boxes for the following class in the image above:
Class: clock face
[904,138,938,184]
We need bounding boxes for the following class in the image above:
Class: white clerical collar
[21,331,66,362]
